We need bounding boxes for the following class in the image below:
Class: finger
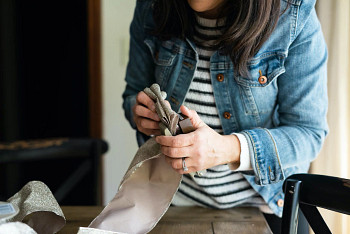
[161,145,193,158]
[143,129,161,136]
[164,156,172,165]
[136,91,156,112]
[155,134,195,147]
[171,158,183,170]
[176,167,196,175]
[134,105,160,121]
[180,105,205,128]
[165,157,194,171]
[136,117,160,130]
[164,156,181,169]
[139,128,161,136]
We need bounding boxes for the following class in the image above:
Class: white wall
[102,0,137,204]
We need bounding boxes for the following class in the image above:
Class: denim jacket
[122,0,328,216]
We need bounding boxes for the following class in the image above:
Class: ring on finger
[182,157,188,172]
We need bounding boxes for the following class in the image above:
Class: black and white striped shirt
[172,15,271,213]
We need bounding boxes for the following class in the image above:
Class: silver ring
[182,157,188,172]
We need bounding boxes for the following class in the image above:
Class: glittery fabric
[6,181,66,233]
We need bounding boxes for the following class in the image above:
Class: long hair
[152,0,284,77]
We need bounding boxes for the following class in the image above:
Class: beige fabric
[84,84,186,233]
[86,138,182,233]
[312,1,350,233]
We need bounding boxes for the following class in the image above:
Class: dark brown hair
[152,0,284,77]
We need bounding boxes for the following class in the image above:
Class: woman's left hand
[155,105,241,174]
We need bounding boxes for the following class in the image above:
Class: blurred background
[0,0,349,233]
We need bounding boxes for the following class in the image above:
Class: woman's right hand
[132,91,161,136]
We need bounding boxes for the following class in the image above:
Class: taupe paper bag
[82,138,182,234]
[79,84,185,234]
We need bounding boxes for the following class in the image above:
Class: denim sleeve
[122,0,155,130]
[241,8,328,186]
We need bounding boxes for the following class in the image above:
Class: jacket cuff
[241,128,285,185]
[228,133,252,171]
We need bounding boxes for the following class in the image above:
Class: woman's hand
[132,91,161,136]
[155,105,241,174]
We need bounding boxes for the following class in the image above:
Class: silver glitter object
[5,181,66,233]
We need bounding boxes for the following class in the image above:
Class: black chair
[281,173,350,234]
[0,138,108,205]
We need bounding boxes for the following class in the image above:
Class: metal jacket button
[258,70,267,84]
[277,199,284,207]
[223,112,231,119]
[217,73,224,82]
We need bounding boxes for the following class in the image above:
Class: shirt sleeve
[228,133,253,171]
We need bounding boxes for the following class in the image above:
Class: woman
[122,0,328,233]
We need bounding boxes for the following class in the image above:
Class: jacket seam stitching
[244,131,263,183]
[263,128,283,172]
[290,4,301,43]
[248,51,287,65]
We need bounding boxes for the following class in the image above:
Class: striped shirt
[172,15,271,212]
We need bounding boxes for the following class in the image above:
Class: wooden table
[59,206,272,234]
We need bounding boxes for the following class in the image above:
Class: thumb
[180,105,205,129]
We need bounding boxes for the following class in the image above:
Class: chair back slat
[285,174,350,215]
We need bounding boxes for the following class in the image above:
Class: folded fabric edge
[78,227,127,234]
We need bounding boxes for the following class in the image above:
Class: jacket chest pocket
[144,38,178,89]
[235,52,286,116]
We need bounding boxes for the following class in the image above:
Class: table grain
[59,206,272,234]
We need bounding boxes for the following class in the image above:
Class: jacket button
[258,69,267,84]
[217,73,224,82]
[277,199,284,207]
[223,112,231,119]
[258,76,267,84]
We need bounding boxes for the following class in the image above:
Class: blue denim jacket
[122,0,328,216]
